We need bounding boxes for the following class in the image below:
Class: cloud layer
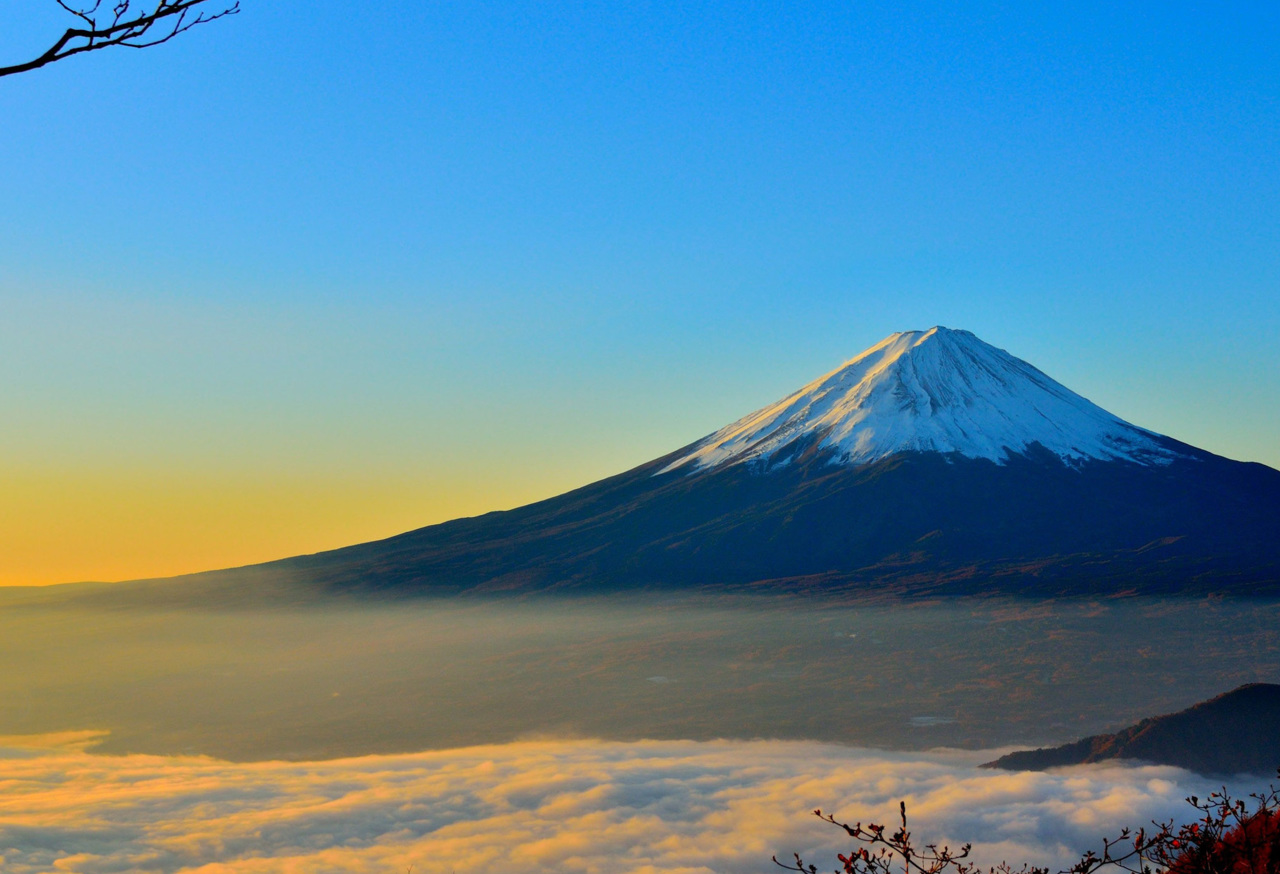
[0,736,1262,874]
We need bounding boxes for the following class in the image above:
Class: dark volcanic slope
[104,328,1280,601]
[986,684,1280,775]
[158,435,1280,599]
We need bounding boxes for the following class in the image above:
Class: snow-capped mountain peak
[663,327,1177,473]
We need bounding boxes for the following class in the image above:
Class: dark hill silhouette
[985,684,1280,775]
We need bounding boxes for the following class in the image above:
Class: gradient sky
[1,1,1277,585]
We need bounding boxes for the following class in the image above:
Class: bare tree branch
[1,0,238,78]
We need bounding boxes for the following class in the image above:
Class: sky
[1,1,1277,585]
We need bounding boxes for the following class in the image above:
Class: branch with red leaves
[776,777,1280,874]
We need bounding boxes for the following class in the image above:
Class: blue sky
[1,1,1277,582]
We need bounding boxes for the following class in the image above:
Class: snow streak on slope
[665,327,1177,472]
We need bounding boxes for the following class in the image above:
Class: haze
[3,589,1277,761]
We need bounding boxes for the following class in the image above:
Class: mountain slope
[666,328,1176,471]
[139,327,1280,598]
[985,684,1280,775]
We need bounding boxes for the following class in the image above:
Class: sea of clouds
[0,734,1262,874]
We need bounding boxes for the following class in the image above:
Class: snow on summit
[665,327,1178,472]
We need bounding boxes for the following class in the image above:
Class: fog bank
[2,735,1263,874]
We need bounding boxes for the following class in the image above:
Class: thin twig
[1,0,238,78]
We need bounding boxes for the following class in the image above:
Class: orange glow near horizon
[0,467,579,587]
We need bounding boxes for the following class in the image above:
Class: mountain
[143,327,1280,598]
[663,327,1177,472]
[985,684,1280,775]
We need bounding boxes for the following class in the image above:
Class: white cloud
[0,736,1265,874]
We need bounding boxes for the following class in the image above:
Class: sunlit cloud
[0,736,1263,874]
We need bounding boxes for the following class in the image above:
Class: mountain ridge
[82,328,1280,600]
